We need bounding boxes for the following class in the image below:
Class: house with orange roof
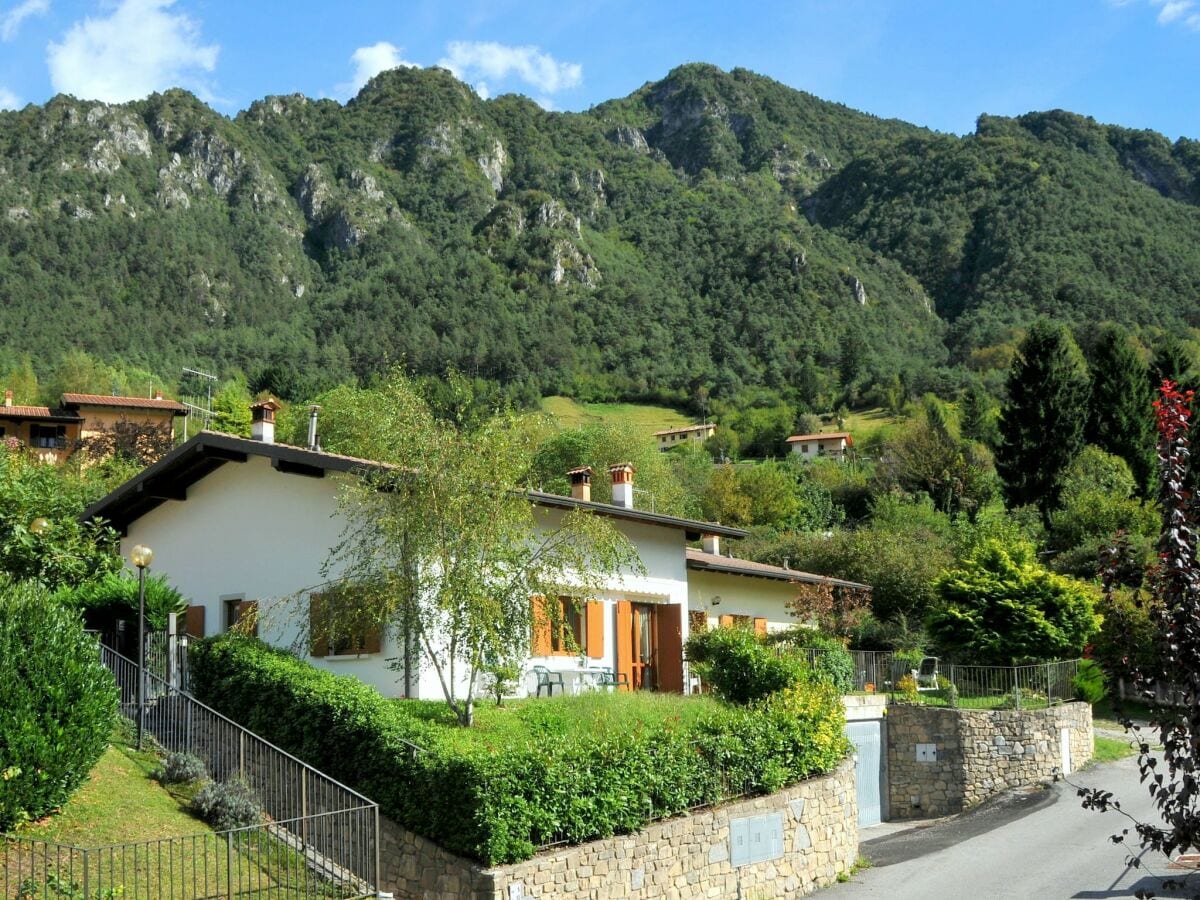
[0,388,187,463]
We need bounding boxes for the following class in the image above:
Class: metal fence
[781,646,1082,709]
[2,643,382,899]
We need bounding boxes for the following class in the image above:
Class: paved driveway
[824,756,1195,899]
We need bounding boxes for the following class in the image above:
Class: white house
[83,416,867,700]
[786,431,853,462]
[654,423,717,451]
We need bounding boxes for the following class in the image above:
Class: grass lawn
[541,396,693,432]
[394,691,726,752]
[18,724,209,846]
[823,406,905,444]
[1093,735,1138,763]
[1092,696,1156,732]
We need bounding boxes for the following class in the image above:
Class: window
[802,444,810,453]
[531,596,604,658]
[307,591,382,657]
[223,596,258,636]
[550,596,586,654]
[30,424,66,449]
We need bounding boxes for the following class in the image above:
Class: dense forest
[0,63,1198,410]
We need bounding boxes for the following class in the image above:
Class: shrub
[1073,659,1108,705]
[154,752,207,784]
[190,778,263,831]
[685,626,805,704]
[54,571,187,631]
[802,633,855,694]
[0,579,118,830]
[191,634,849,865]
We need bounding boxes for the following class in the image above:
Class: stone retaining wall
[378,758,858,899]
[886,701,1093,818]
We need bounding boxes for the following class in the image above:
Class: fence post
[226,831,234,897]
[82,847,89,899]
[375,804,382,893]
[167,613,179,690]
[1046,662,1053,708]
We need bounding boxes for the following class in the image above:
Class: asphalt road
[824,756,1197,900]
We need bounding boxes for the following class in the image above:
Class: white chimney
[609,463,635,509]
[568,465,593,502]
[701,533,720,556]
[250,397,282,444]
[3,390,11,408]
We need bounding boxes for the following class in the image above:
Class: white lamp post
[131,544,154,750]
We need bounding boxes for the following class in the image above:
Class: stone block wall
[886,701,1093,819]
[378,758,858,899]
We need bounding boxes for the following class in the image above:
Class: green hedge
[190,635,849,865]
[0,580,118,830]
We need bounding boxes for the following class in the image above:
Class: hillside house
[0,389,186,463]
[786,431,853,462]
[83,410,867,700]
[654,423,717,451]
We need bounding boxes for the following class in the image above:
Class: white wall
[686,569,803,633]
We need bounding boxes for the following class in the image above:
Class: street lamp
[131,544,154,750]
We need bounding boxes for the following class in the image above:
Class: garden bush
[190,777,263,831]
[191,634,849,864]
[685,626,806,703]
[801,633,856,694]
[0,579,118,830]
[154,752,207,784]
[54,570,186,631]
[1073,659,1108,705]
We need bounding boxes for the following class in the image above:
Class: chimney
[307,405,321,451]
[567,466,593,502]
[3,390,11,408]
[609,463,635,509]
[154,388,163,401]
[249,397,282,443]
[701,533,720,556]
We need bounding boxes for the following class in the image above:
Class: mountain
[0,63,1196,405]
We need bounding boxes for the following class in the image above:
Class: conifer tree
[1086,325,1155,495]
[996,321,1090,524]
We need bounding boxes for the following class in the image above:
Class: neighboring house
[786,431,853,462]
[654,423,716,451]
[0,389,186,463]
[83,412,867,700]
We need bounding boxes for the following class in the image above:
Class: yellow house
[0,389,187,464]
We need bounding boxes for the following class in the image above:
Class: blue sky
[0,0,1198,139]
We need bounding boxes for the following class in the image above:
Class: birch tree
[316,372,641,726]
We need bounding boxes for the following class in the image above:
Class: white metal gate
[846,720,884,827]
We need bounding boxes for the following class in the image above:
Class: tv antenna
[180,367,217,439]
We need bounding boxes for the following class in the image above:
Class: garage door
[845,720,884,827]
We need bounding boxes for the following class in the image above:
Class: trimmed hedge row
[190,635,849,865]
[0,580,118,830]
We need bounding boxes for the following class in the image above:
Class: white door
[846,721,884,827]
[1060,727,1072,776]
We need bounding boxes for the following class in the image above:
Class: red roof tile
[685,548,870,589]
[0,405,54,418]
[61,393,187,413]
[784,432,852,443]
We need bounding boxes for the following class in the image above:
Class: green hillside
[0,63,1197,408]
[541,396,693,430]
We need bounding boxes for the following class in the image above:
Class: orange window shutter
[531,595,552,656]
[754,617,768,637]
[362,626,383,654]
[615,600,633,690]
[309,594,328,657]
[718,614,734,629]
[184,605,206,639]
[657,604,685,694]
[586,601,605,659]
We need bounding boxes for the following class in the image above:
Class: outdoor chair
[532,665,566,697]
[914,656,940,692]
[593,667,629,691]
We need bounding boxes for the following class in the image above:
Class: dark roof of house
[0,404,82,423]
[653,423,716,436]
[61,393,188,415]
[83,430,749,540]
[685,548,870,590]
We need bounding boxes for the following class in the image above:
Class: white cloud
[337,41,415,97]
[1157,0,1194,22]
[46,0,218,103]
[1139,0,1200,29]
[0,86,19,109]
[437,41,582,97]
[1,0,48,42]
